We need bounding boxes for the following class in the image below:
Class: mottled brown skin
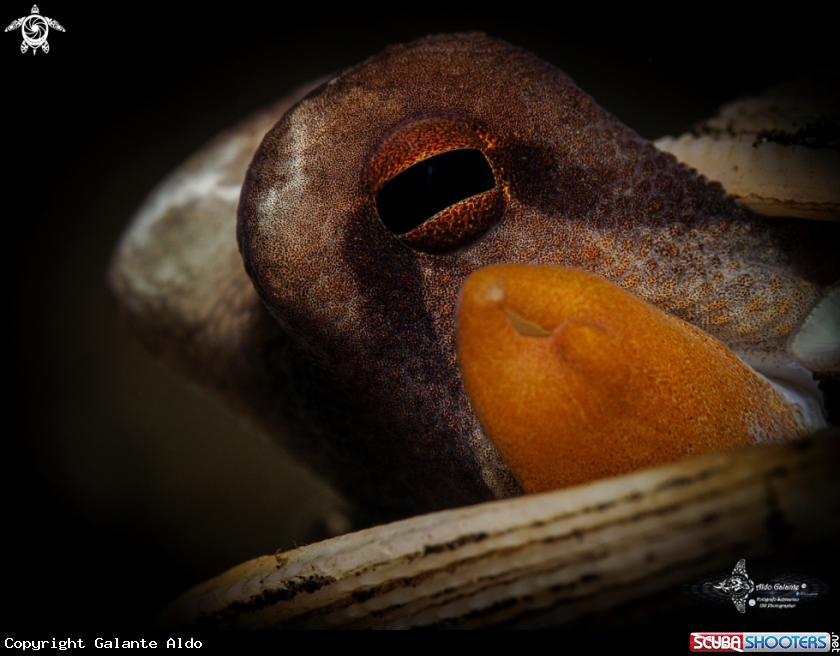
[237,34,838,520]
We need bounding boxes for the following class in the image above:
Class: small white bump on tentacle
[788,284,840,373]
[734,352,827,437]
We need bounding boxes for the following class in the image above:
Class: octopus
[111,33,839,524]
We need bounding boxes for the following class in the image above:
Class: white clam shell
[154,433,839,629]
[655,72,840,221]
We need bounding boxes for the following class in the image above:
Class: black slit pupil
[376,149,495,235]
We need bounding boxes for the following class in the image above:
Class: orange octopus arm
[457,264,812,494]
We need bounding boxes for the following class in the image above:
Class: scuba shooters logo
[690,633,831,652]
[4,5,64,54]
[691,634,744,652]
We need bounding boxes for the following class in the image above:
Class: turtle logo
[5,5,64,55]
[714,559,755,614]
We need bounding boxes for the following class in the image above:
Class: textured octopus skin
[234,34,838,520]
[115,33,838,524]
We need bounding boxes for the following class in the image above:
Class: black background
[6,5,837,630]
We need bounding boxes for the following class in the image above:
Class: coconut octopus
[110,33,839,523]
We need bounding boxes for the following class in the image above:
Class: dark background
[6,6,836,629]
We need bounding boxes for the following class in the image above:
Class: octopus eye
[377,149,495,236]
[365,112,508,255]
